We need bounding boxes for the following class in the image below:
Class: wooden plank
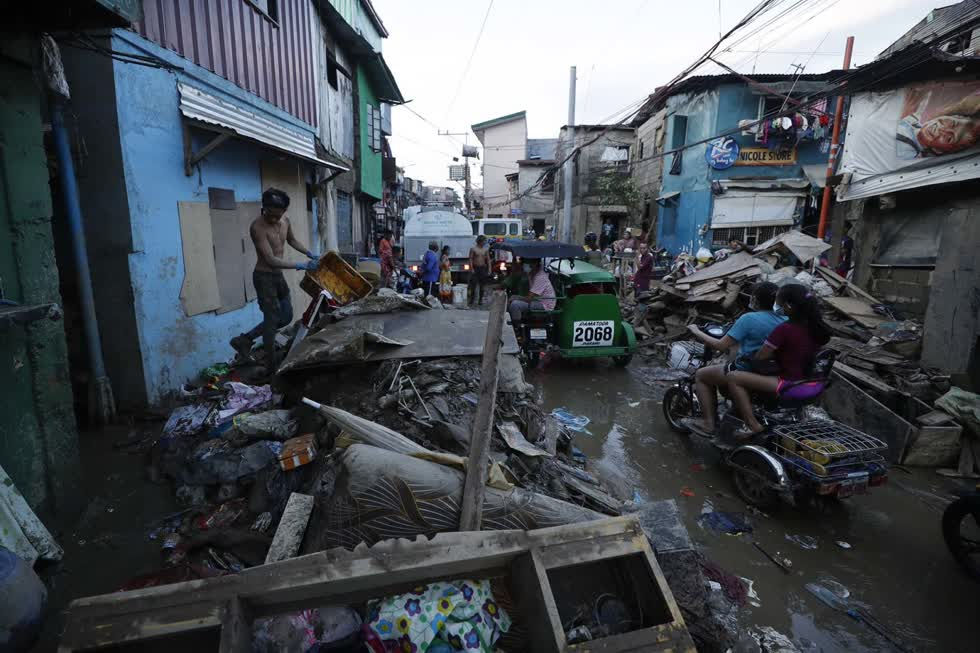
[177,202,221,316]
[218,597,252,653]
[541,416,559,457]
[824,373,911,462]
[562,475,623,515]
[674,251,757,285]
[264,493,314,564]
[459,291,506,531]
[823,296,887,329]
[833,361,897,396]
[922,205,980,374]
[917,410,957,427]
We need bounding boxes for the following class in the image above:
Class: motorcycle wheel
[663,386,693,434]
[525,350,541,369]
[730,452,780,509]
[942,497,980,581]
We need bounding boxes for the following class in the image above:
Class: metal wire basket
[773,420,888,455]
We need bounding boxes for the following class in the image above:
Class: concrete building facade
[471,111,527,219]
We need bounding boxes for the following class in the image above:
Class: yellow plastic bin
[300,252,373,305]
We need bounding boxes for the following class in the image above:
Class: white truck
[403,206,475,281]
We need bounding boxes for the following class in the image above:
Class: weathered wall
[0,40,81,514]
[480,118,527,217]
[357,66,382,200]
[133,0,319,127]
[517,164,554,230]
[65,31,318,405]
[60,35,148,409]
[657,89,718,253]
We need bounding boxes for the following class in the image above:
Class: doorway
[532,218,546,237]
[599,213,622,250]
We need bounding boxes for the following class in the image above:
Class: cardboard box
[279,434,317,471]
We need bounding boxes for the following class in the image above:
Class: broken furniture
[59,516,694,652]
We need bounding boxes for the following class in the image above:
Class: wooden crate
[299,251,372,303]
[59,516,694,652]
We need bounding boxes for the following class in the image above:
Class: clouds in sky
[374,0,940,188]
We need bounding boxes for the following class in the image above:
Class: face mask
[773,304,785,316]
[748,297,758,311]
[522,264,531,274]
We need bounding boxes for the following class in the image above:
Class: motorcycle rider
[727,283,831,437]
[682,282,783,436]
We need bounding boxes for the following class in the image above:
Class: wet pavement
[530,356,978,652]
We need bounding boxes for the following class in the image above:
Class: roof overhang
[178,83,348,171]
[471,111,527,137]
[363,51,404,104]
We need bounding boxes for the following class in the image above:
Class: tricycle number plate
[836,472,869,498]
[529,328,548,340]
[572,320,614,347]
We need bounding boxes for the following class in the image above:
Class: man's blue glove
[295,260,318,271]
[306,250,318,261]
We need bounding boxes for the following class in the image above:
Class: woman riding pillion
[727,284,832,437]
[682,282,784,436]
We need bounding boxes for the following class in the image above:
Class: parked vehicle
[943,485,980,581]
[494,240,637,368]
[471,217,523,243]
[403,206,474,281]
[662,329,889,508]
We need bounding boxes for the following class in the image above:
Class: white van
[471,218,522,242]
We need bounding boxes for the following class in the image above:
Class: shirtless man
[467,235,490,306]
[230,187,318,368]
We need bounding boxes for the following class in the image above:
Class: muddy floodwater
[531,358,978,652]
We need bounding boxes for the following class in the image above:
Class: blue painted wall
[656,83,830,255]
[104,31,316,403]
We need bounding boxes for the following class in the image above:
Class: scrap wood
[264,492,314,564]
[753,230,830,265]
[823,296,888,329]
[562,474,623,515]
[814,265,879,304]
[916,410,957,427]
[675,251,758,285]
[832,362,898,396]
[0,463,62,564]
[497,421,552,458]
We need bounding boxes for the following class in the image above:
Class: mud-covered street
[531,359,979,652]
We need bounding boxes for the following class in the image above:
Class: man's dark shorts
[253,270,290,316]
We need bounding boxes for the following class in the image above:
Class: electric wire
[443,0,495,123]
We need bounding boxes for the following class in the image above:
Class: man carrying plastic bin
[230,187,318,369]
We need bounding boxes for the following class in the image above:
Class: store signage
[737,148,797,166]
[705,137,740,170]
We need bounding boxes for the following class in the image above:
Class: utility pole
[817,36,854,240]
[439,130,477,217]
[561,65,576,242]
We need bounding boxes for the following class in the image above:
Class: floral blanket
[363,579,511,652]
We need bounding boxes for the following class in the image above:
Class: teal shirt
[727,310,787,358]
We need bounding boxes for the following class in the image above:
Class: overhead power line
[443,0,495,123]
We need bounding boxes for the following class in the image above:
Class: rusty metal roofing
[877,1,980,59]
[178,83,347,171]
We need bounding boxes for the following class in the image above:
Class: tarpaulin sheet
[710,191,799,228]
[838,81,980,201]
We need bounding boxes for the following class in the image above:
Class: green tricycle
[494,240,637,367]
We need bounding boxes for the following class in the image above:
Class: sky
[373,0,946,190]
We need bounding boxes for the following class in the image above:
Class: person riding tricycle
[494,240,637,367]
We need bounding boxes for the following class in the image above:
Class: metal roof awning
[363,52,405,104]
[178,83,348,172]
[656,191,680,205]
[719,178,810,191]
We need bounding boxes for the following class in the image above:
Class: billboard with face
[838,79,980,201]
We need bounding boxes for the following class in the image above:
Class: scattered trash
[253,606,361,653]
[216,382,277,422]
[707,580,722,591]
[264,493,314,564]
[690,463,706,472]
[741,577,761,608]
[680,487,696,497]
[364,579,511,653]
[461,392,479,405]
[566,625,593,644]
[232,410,298,441]
[628,401,641,408]
[836,540,852,549]
[785,534,819,550]
[754,625,800,652]
[278,434,318,471]
[251,512,273,533]
[161,403,214,439]
[805,583,913,652]
[194,499,247,531]
[551,407,592,433]
[698,511,752,535]
[752,541,791,574]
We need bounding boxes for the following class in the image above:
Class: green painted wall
[0,39,81,515]
[357,66,382,200]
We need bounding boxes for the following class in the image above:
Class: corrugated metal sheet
[878,2,980,59]
[178,83,346,170]
[133,0,317,127]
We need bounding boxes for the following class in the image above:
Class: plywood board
[211,207,247,315]
[822,296,887,329]
[675,251,757,285]
[177,201,221,316]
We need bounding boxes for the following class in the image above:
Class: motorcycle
[943,486,980,581]
[396,266,419,294]
[662,325,889,508]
